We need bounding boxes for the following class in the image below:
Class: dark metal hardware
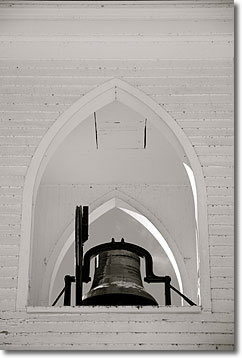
[52,206,197,307]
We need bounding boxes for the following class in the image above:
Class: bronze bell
[82,248,158,306]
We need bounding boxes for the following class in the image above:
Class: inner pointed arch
[48,197,184,305]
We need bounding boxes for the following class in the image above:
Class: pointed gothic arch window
[17,79,210,311]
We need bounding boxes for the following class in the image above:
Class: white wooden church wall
[0,0,234,350]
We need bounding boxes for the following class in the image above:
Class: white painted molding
[0,35,233,42]
[17,78,211,312]
[0,2,233,21]
[27,306,202,315]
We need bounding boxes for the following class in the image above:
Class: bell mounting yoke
[82,238,173,306]
[52,206,197,307]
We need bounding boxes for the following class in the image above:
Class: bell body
[82,249,158,306]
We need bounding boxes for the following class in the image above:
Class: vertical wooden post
[164,276,171,306]
[82,206,89,243]
[75,205,88,306]
[64,275,72,306]
[75,206,82,306]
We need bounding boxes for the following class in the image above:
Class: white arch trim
[17,78,210,310]
[118,208,183,293]
[45,197,186,306]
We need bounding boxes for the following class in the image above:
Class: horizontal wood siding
[0,0,234,351]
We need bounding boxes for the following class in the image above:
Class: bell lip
[82,282,158,306]
[82,292,158,306]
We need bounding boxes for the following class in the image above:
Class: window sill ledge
[26,306,202,314]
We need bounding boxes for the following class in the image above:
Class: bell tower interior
[29,100,198,307]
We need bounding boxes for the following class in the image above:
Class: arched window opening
[29,100,198,308]
[18,79,210,310]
